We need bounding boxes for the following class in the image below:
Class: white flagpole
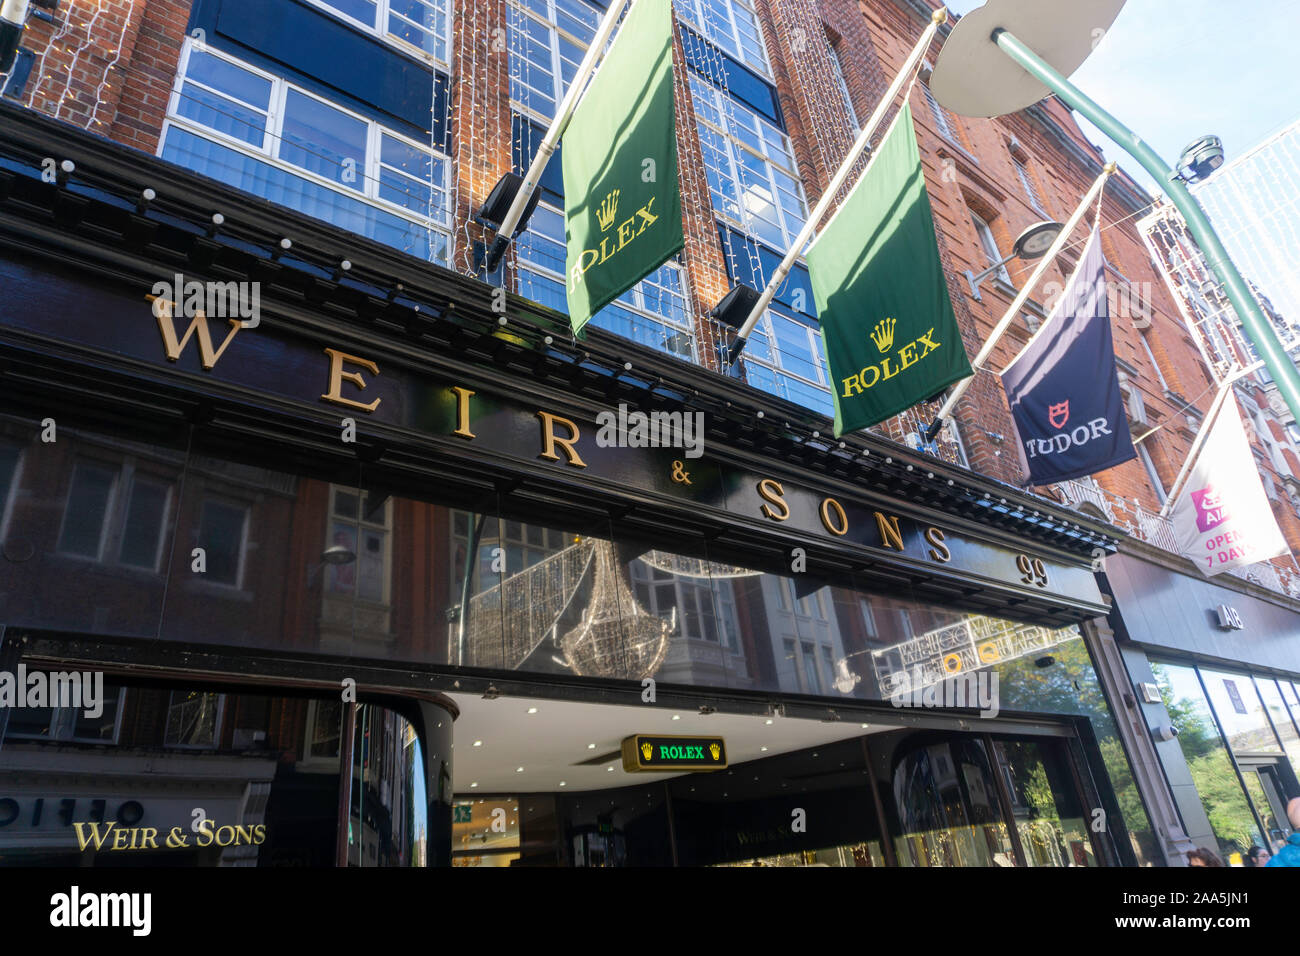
[1158,361,1264,517]
[484,0,636,271]
[725,7,949,365]
[923,163,1116,441]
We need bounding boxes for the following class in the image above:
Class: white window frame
[690,74,809,251]
[55,458,174,572]
[507,0,601,126]
[6,688,126,745]
[828,42,857,129]
[971,211,1011,285]
[1138,333,1170,392]
[163,691,227,750]
[1013,157,1047,215]
[326,485,393,607]
[921,80,956,143]
[673,0,772,78]
[302,0,451,69]
[162,40,452,256]
[1137,442,1167,505]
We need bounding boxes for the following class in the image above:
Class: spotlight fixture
[482,684,501,700]
[966,220,1065,300]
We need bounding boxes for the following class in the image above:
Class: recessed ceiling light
[470,782,478,788]
[527,707,538,714]
[587,743,596,749]
[861,723,869,729]
[516,767,524,773]
[760,746,768,752]
[473,740,483,747]
[559,781,567,787]
[671,714,680,721]
[607,766,615,772]
[765,719,773,725]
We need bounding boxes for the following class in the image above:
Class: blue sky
[942,0,1300,197]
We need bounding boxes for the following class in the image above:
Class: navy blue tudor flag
[1000,227,1136,485]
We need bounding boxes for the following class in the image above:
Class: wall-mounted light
[967,219,1064,300]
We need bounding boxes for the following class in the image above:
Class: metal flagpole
[992,26,1300,442]
[483,0,636,272]
[724,6,949,366]
[1158,361,1263,517]
[923,162,1115,441]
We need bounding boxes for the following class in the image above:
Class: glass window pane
[176,83,268,146]
[279,90,369,190]
[317,0,379,25]
[184,50,273,109]
[1255,678,1300,776]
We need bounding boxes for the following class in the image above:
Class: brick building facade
[3,0,1300,869]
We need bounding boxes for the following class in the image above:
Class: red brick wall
[17,0,188,154]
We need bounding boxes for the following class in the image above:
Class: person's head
[1287,797,1300,831]
[1247,846,1271,866]
[1187,847,1224,867]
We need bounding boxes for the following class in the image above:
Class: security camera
[1177,136,1225,183]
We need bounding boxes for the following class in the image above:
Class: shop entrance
[448,692,1113,867]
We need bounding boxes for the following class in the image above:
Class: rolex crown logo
[709,742,721,761]
[640,741,653,761]
[597,189,620,232]
[871,317,896,353]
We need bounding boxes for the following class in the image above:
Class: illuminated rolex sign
[621,735,727,772]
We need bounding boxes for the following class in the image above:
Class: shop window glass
[1152,662,1267,862]
[892,737,1016,867]
[1200,667,1282,756]
[0,679,435,867]
[1255,678,1300,777]
[993,739,1095,866]
[993,632,1159,866]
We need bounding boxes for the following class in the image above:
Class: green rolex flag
[562,0,683,336]
[807,103,973,437]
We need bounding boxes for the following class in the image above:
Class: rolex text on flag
[562,0,683,336]
[807,104,973,438]
[1171,392,1288,576]
[1000,227,1136,485]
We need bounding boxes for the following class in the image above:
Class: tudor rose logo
[870,317,896,353]
[1048,400,1070,430]
[597,190,620,231]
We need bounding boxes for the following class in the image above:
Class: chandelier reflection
[561,540,675,679]
[464,535,678,678]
